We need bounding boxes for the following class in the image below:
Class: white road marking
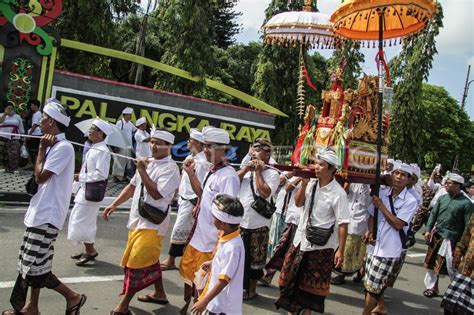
[0,208,178,216]
[407,253,426,258]
[0,275,124,289]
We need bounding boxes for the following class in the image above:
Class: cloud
[436,0,474,56]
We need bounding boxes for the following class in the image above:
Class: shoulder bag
[138,180,169,225]
[388,194,416,249]
[84,161,108,202]
[305,181,335,246]
[250,172,276,219]
[25,141,60,195]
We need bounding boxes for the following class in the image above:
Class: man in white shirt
[237,138,280,300]
[4,99,86,315]
[68,118,112,266]
[161,128,210,270]
[112,107,136,182]
[363,163,418,315]
[178,126,240,311]
[103,129,180,314]
[276,149,349,314]
[134,117,151,158]
[26,100,42,164]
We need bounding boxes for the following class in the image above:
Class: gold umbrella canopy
[330,0,438,43]
[263,9,335,48]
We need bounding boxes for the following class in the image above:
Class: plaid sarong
[122,262,162,295]
[18,224,59,278]
[441,272,473,315]
[364,253,406,295]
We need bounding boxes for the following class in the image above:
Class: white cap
[211,201,242,225]
[92,118,113,136]
[122,107,133,115]
[43,98,70,127]
[202,126,230,144]
[316,148,339,168]
[410,163,421,178]
[136,117,147,127]
[387,158,395,164]
[151,129,175,144]
[189,128,204,143]
[392,162,412,176]
[447,173,465,185]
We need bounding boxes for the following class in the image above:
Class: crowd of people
[1,98,473,315]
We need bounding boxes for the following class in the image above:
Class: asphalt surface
[0,206,448,314]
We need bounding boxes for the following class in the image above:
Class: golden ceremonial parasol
[331,0,438,239]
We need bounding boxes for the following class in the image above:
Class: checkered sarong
[364,253,405,295]
[18,224,59,278]
[441,272,473,315]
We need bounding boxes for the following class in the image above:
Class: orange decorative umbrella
[331,0,437,240]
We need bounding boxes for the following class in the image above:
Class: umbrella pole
[373,13,384,241]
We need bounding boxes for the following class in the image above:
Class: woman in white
[68,118,112,266]
[134,117,151,158]
[0,102,25,172]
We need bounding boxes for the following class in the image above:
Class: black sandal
[423,289,438,298]
[65,294,87,315]
[76,253,98,266]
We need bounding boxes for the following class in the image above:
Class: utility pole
[452,65,472,171]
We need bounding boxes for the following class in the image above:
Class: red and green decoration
[0,0,63,56]
[7,57,34,113]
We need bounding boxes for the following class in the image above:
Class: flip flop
[71,253,84,260]
[65,294,87,315]
[109,311,132,315]
[76,253,98,266]
[137,294,169,305]
[160,263,178,271]
[423,289,438,298]
[243,292,259,301]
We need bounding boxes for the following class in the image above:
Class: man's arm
[254,161,271,199]
[334,223,348,269]
[294,178,310,207]
[136,158,163,200]
[372,196,406,231]
[183,158,203,198]
[35,135,56,184]
[103,184,135,221]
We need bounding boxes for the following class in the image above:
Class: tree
[53,0,139,78]
[212,1,242,49]
[417,84,474,174]
[388,2,444,162]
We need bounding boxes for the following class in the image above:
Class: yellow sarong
[179,244,213,286]
[121,229,163,269]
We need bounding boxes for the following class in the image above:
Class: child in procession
[191,194,245,315]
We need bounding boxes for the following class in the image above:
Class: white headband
[43,98,70,127]
[211,203,242,225]
[189,128,204,143]
[202,126,230,144]
[151,129,175,144]
[92,118,113,136]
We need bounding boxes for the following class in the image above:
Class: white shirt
[284,192,303,225]
[408,187,423,208]
[367,187,418,258]
[116,119,136,148]
[134,129,151,158]
[293,178,350,251]
[0,114,24,139]
[30,111,42,136]
[24,134,74,230]
[74,141,111,204]
[205,230,245,315]
[239,169,280,229]
[347,183,371,235]
[127,155,180,235]
[178,151,210,200]
[427,179,442,192]
[190,166,240,252]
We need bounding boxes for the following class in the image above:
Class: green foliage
[416,84,473,174]
[53,0,139,78]
[327,41,365,89]
[388,2,444,163]
[212,1,242,49]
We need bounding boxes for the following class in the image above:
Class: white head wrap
[202,126,230,144]
[211,203,242,225]
[410,163,421,178]
[92,118,113,136]
[122,107,133,115]
[387,158,395,165]
[392,162,412,176]
[43,98,70,127]
[189,128,204,143]
[151,129,175,144]
[447,173,465,185]
[316,148,339,168]
[136,117,147,127]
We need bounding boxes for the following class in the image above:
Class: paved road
[0,206,447,314]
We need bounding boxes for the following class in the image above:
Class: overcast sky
[234,0,474,119]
